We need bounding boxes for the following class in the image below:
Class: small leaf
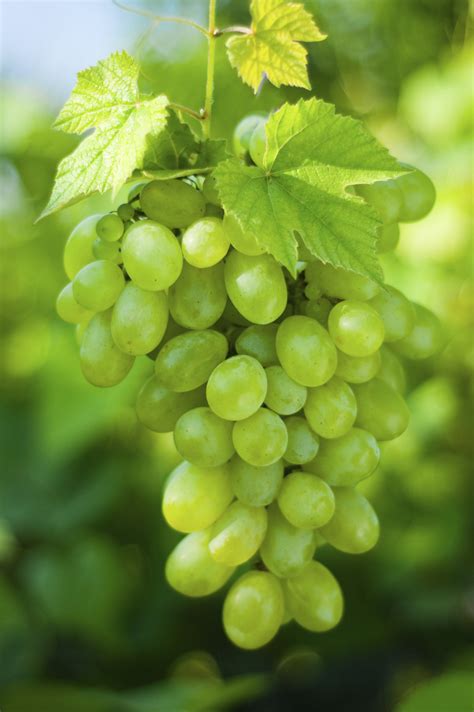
[226,0,326,92]
[215,98,406,280]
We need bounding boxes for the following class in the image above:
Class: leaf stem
[112,0,209,37]
[169,102,204,122]
[203,0,218,139]
[215,25,252,36]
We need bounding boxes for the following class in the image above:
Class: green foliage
[394,673,473,712]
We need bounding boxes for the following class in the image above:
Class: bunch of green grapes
[56,113,443,650]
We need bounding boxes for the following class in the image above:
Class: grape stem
[169,102,204,123]
[112,0,209,37]
[203,0,217,139]
[215,25,252,36]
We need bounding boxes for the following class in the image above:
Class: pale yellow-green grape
[304,297,332,326]
[224,214,265,256]
[264,366,308,415]
[393,303,443,360]
[352,379,410,441]
[378,345,406,393]
[92,238,122,264]
[56,283,92,324]
[356,178,403,224]
[169,262,227,329]
[136,377,206,433]
[232,113,267,158]
[202,175,221,206]
[248,120,267,167]
[223,570,284,650]
[117,203,135,222]
[224,251,287,325]
[181,218,230,268]
[140,179,206,228]
[260,504,317,578]
[305,281,322,300]
[320,487,380,554]
[368,286,415,342]
[284,416,320,465]
[75,314,93,345]
[235,324,278,366]
[304,377,357,439]
[80,310,134,387]
[305,261,380,301]
[63,214,103,279]
[173,407,235,467]
[276,316,337,387]
[206,355,267,421]
[396,167,436,222]
[377,223,400,253]
[278,471,335,529]
[306,427,380,486]
[162,461,233,533]
[111,282,168,355]
[328,301,385,357]
[155,330,228,392]
[72,260,125,312]
[284,561,343,632]
[208,501,267,566]
[122,220,183,291]
[229,456,284,507]
[165,530,234,597]
[335,349,381,384]
[232,408,288,466]
[221,300,252,327]
[96,213,124,242]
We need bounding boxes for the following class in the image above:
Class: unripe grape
[304,297,332,326]
[306,261,380,301]
[264,365,308,415]
[206,355,267,421]
[393,303,443,360]
[224,214,265,256]
[225,251,287,325]
[174,407,235,467]
[96,213,124,242]
[232,408,288,467]
[284,561,343,632]
[140,179,205,228]
[111,282,168,355]
[182,217,230,268]
[63,214,103,279]
[260,504,317,578]
[352,378,409,441]
[209,501,267,566]
[396,167,436,222]
[356,178,403,224]
[284,416,320,465]
[232,113,267,158]
[165,530,234,597]
[92,238,122,264]
[377,223,400,253]
[122,220,182,291]
[304,377,357,439]
[155,329,228,392]
[369,286,415,342]
[249,120,267,167]
[278,471,335,529]
[306,427,380,486]
[320,487,379,554]
[80,311,134,387]
[229,456,284,507]
[335,349,381,384]
[136,377,205,433]
[117,203,135,222]
[169,262,227,330]
[202,174,221,206]
[276,316,337,387]
[72,260,125,312]
[56,282,92,324]
[328,301,385,357]
[378,345,406,393]
[235,324,278,366]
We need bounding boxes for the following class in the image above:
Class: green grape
[335,349,381,384]
[328,301,385,357]
[352,378,410,441]
[72,260,125,312]
[232,113,267,158]
[224,214,265,256]
[264,365,307,415]
[75,315,93,345]
[136,377,205,433]
[63,214,102,279]
[396,167,436,222]
[155,329,228,392]
[232,408,288,467]
[304,377,357,439]
[181,217,230,268]
[393,303,443,360]
[276,315,337,387]
[260,504,317,578]
[278,471,335,529]
[174,407,235,467]
[80,311,134,387]
[206,355,267,421]
[356,178,403,224]
[229,456,284,507]
[320,487,380,554]
[222,300,252,327]
[111,282,168,355]
[223,570,284,650]
[306,261,380,301]
[140,179,205,228]
[56,283,92,324]
[96,213,124,242]
[284,561,343,632]
[304,297,332,326]
[92,238,122,264]
[378,345,406,393]
[162,460,233,533]
[117,203,135,221]
[306,427,380,486]
[165,530,234,598]
[224,251,287,325]
[209,501,268,566]
[202,174,221,206]
[122,220,183,291]
[369,286,415,342]
[169,261,227,329]
[248,120,267,167]
[235,324,278,366]
[284,416,320,465]
[305,282,322,300]
[377,223,400,253]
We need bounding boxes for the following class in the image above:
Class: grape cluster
[56,114,443,650]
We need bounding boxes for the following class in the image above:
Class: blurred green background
[0,1,473,710]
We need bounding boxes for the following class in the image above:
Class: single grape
[248,120,267,167]
[202,174,221,206]
[232,408,288,467]
[155,329,228,392]
[111,282,168,355]
[92,238,122,264]
[278,471,335,529]
[284,416,320,465]
[181,217,230,268]
[209,501,267,566]
[229,455,284,507]
[276,315,337,387]
[378,345,406,393]
[225,251,287,325]
[356,179,403,224]
[306,427,380,486]
[72,260,125,312]
[206,355,267,421]
[96,213,124,242]
[162,460,233,533]
[264,365,308,415]
[232,114,267,158]
[140,179,206,228]
[377,223,400,253]
[56,283,92,324]
[136,377,205,433]
[235,324,278,366]
[396,166,436,222]
[352,378,410,441]
[335,349,381,384]
[304,297,333,326]
[169,261,227,330]
[304,377,357,439]
[306,261,380,301]
[117,203,135,222]
[305,282,322,300]
[393,303,443,360]
[122,220,182,291]
[224,214,265,256]
[284,561,343,632]
[80,310,134,387]
[260,504,317,578]
[369,286,415,342]
[63,214,103,279]
[165,530,234,597]
[223,570,284,650]
[320,487,380,554]
[174,407,235,467]
[328,301,385,357]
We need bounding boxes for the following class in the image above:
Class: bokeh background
[0,1,473,710]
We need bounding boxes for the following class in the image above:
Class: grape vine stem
[203,0,217,139]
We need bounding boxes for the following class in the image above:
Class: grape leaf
[214,98,406,280]
[226,0,326,92]
[40,51,168,218]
